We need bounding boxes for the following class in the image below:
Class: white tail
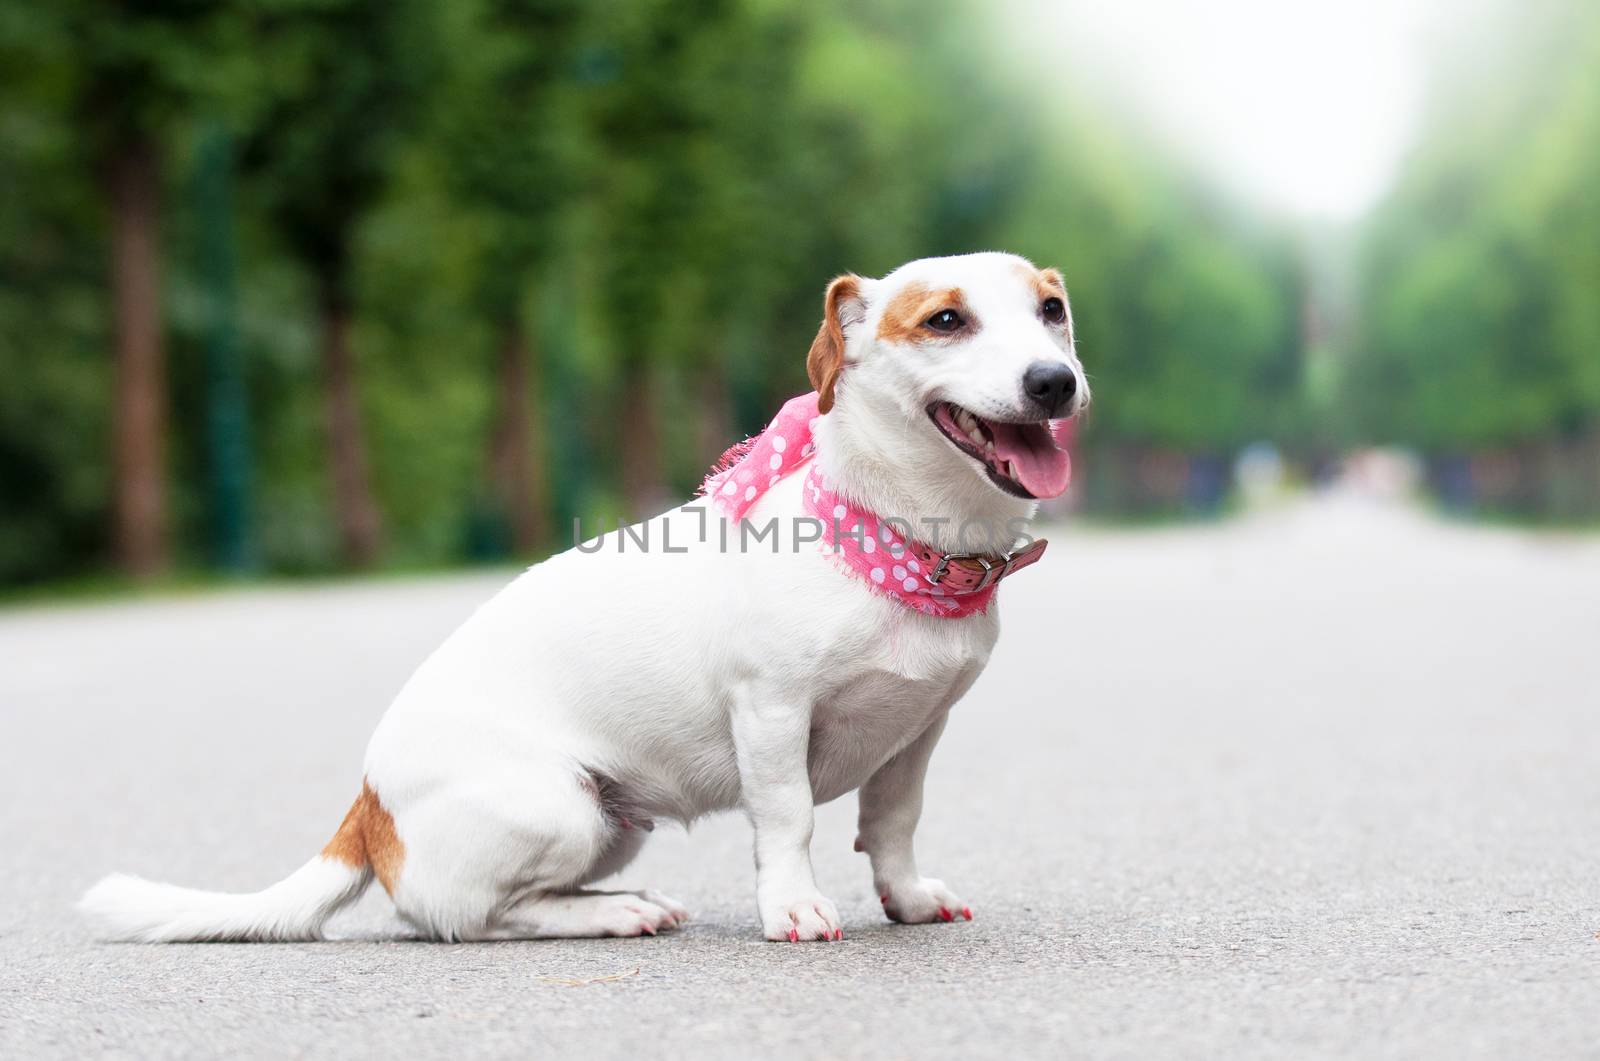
[78,857,373,943]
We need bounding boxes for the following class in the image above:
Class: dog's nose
[1023,361,1077,416]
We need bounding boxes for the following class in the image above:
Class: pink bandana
[702,392,1060,618]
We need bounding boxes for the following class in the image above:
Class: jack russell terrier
[81,251,1088,943]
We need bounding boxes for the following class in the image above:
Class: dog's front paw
[879,877,972,925]
[761,893,844,942]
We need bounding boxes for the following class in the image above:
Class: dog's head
[807,252,1087,500]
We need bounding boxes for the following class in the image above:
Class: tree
[438,0,586,554]
[243,0,440,567]
[1352,1,1600,454]
[586,0,746,514]
[23,2,237,578]
[0,0,1320,587]
[3,1,274,580]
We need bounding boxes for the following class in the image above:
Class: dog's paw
[761,893,844,942]
[879,877,972,925]
[594,894,684,936]
[628,889,691,925]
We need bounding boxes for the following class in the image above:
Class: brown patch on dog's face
[807,274,861,413]
[1012,261,1066,302]
[1017,263,1073,338]
[322,779,406,895]
[1035,267,1066,300]
[875,282,972,346]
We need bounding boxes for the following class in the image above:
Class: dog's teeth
[1005,459,1017,479]
[984,440,995,455]
[967,427,985,446]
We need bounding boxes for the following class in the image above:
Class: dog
[79,251,1088,943]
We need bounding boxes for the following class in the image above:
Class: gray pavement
[1,494,1597,1060]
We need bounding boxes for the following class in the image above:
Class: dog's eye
[1041,297,1066,324]
[924,309,965,333]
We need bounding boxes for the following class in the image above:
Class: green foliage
[242,0,446,300]
[1351,0,1600,453]
[0,0,1309,586]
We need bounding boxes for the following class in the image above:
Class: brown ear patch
[1014,260,1066,300]
[322,779,406,895]
[1036,267,1066,299]
[807,274,861,413]
[875,283,970,346]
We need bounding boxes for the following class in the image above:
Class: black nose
[1023,361,1077,416]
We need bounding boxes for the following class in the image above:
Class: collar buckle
[927,549,1006,594]
[925,538,1048,595]
[927,551,990,588]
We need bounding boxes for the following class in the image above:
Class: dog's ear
[807,274,864,414]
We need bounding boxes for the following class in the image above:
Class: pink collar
[701,392,1050,618]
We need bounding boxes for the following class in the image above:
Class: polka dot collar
[701,392,1050,618]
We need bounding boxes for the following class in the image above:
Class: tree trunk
[618,367,665,518]
[108,137,169,579]
[321,295,382,567]
[489,320,545,554]
[694,361,733,469]
[194,123,254,573]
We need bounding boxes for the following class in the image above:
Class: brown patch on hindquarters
[874,281,971,346]
[322,779,406,894]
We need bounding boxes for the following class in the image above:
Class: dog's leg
[732,686,842,942]
[464,889,691,941]
[855,712,971,924]
[580,822,651,886]
[383,759,687,941]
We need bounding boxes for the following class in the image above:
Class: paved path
[2,495,1597,1059]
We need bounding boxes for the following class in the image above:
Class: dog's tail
[78,782,398,943]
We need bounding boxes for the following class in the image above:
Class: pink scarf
[702,392,1063,618]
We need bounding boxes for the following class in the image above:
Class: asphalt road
[2,493,1597,1059]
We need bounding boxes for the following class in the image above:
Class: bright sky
[1026,0,1446,219]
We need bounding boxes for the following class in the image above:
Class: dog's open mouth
[927,402,1073,500]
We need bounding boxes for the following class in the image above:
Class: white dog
[80,251,1087,944]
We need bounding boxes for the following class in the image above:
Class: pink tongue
[989,420,1073,498]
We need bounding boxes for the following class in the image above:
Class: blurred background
[1,0,1597,592]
